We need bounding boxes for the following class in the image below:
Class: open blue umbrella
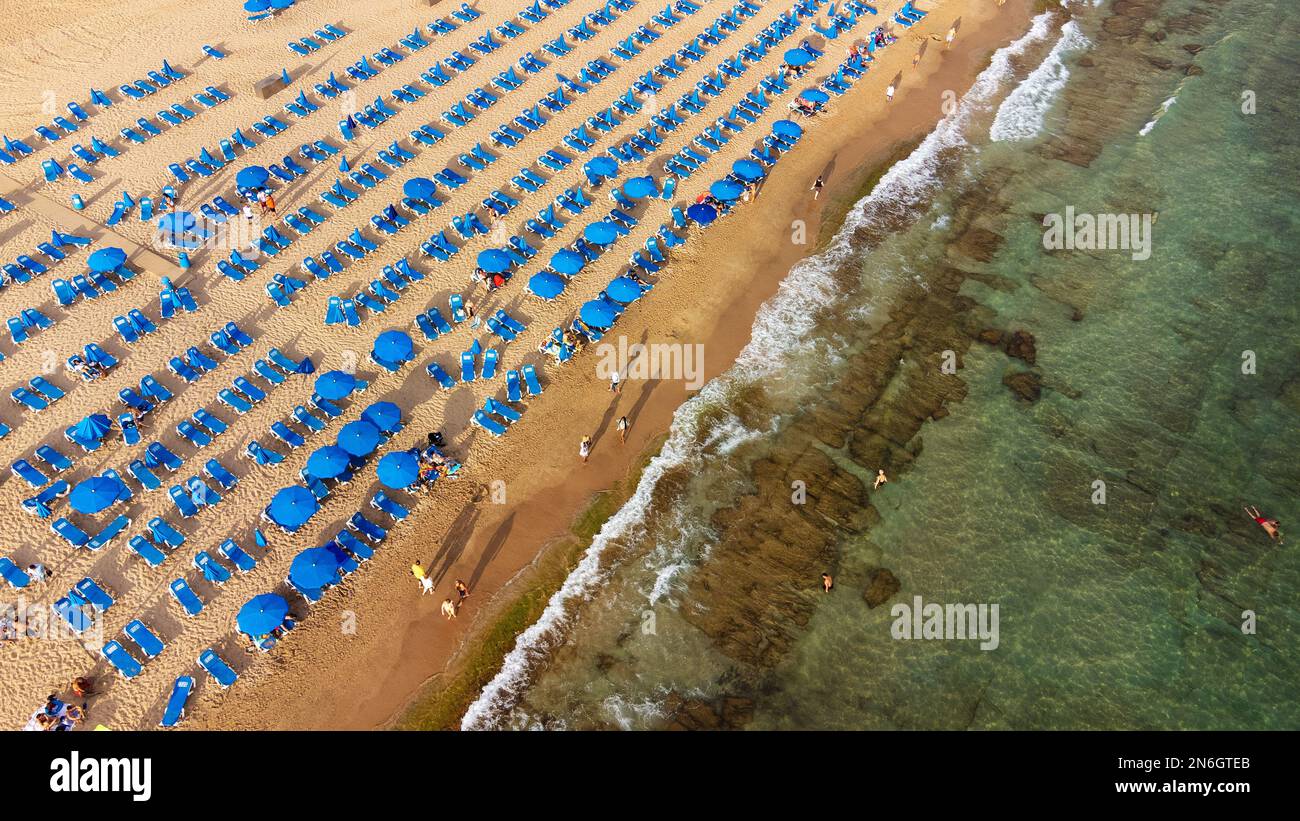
[800,88,830,103]
[584,156,617,178]
[403,177,437,200]
[377,451,420,489]
[772,119,803,138]
[306,445,352,479]
[687,203,718,225]
[267,486,319,530]
[623,176,656,198]
[244,0,270,11]
[477,249,511,273]
[784,48,813,66]
[606,276,643,305]
[289,548,341,591]
[550,249,584,275]
[86,247,127,273]
[236,165,269,189]
[270,0,294,8]
[529,271,566,299]
[337,420,381,457]
[580,299,618,329]
[314,370,356,400]
[68,476,126,514]
[584,221,618,245]
[373,330,414,363]
[711,179,744,201]
[360,401,402,433]
[237,593,289,637]
[733,159,765,181]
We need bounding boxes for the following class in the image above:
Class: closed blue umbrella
[772,119,803,138]
[337,420,381,457]
[69,476,126,514]
[289,548,341,590]
[236,166,269,189]
[584,221,618,245]
[237,593,289,637]
[360,401,402,433]
[267,485,319,530]
[579,299,618,329]
[373,330,414,363]
[314,370,356,400]
[801,88,830,103]
[477,249,511,273]
[687,203,718,225]
[87,247,127,273]
[711,179,744,201]
[529,271,566,299]
[72,413,114,441]
[376,451,420,489]
[585,156,617,178]
[306,446,351,479]
[733,159,765,181]
[339,155,350,173]
[784,48,813,66]
[550,249,584,275]
[623,176,655,198]
[606,276,643,305]
[404,177,437,200]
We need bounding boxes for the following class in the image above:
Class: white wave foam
[990,20,1090,142]
[1138,94,1177,136]
[459,12,1060,731]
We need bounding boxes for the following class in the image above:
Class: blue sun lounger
[0,557,31,589]
[219,539,256,573]
[160,675,194,727]
[149,517,186,547]
[348,513,387,543]
[522,364,544,395]
[473,409,507,437]
[194,551,231,585]
[53,597,92,632]
[102,640,142,679]
[128,534,166,566]
[87,515,130,551]
[427,361,456,389]
[52,518,90,547]
[370,491,409,521]
[125,619,165,658]
[199,649,238,688]
[169,578,203,617]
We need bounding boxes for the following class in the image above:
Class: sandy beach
[0,0,1035,730]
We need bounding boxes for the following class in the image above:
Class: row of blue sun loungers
[286,23,348,55]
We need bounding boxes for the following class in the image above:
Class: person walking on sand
[886,83,896,103]
[610,368,621,393]
[811,175,824,199]
[874,469,888,490]
[945,26,957,50]
[264,193,276,215]
[913,50,921,69]
[441,597,458,620]
[455,579,469,602]
[1245,505,1283,543]
[412,563,431,593]
[580,435,593,463]
[822,573,833,593]
[617,415,629,444]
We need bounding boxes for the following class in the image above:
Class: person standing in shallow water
[822,573,834,593]
[811,175,824,199]
[874,469,888,490]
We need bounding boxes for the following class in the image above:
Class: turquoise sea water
[464,0,1300,730]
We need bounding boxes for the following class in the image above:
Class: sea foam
[990,20,1090,142]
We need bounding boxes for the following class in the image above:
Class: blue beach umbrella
[306,445,352,479]
[68,476,126,514]
[270,0,294,8]
[550,248,584,275]
[732,159,765,181]
[337,420,381,457]
[477,249,511,273]
[267,485,319,530]
[584,221,617,245]
[403,177,437,200]
[360,401,402,433]
[280,68,292,86]
[687,203,718,225]
[772,119,803,138]
[584,156,617,178]
[623,176,656,198]
[376,451,420,489]
[784,48,813,66]
[237,593,289,637]
[800,88,830,103]
[606,276,643,305]
[86,247,127,273]
[339,155,350,173]
[289,548,341,591]
[244,0,270,11]
[373,330,414,363]
[236,165,269,189]
[711,179,744,201]
[579,299,618,329]
[313,370,356,400]
[72,413,114,441]
[529,271,566,299]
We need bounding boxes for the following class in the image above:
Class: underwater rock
[1185,64,1203,76]
[1003,330,1038,365]
[1183,43,1203,53]
[978,328,1004,346]
[1147,56,1174,70]
[1002,370,1042,402]
[953,226,1004,263]
[862,568,901,608]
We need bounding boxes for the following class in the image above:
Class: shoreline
[189,0,1038,731]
